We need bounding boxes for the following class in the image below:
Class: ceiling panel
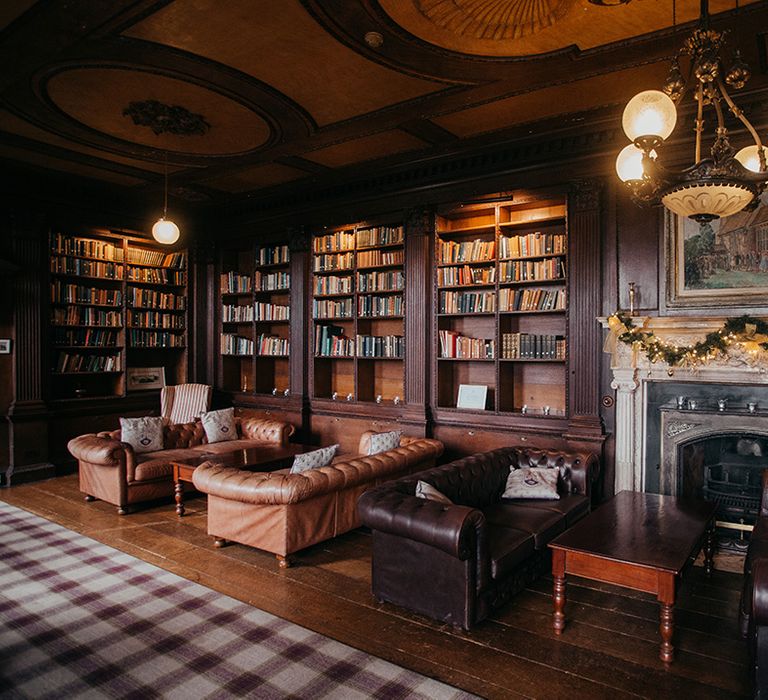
[0,0,37,32]
[303,130,427,168]
[201,163,307,193]
[123,0,445,127]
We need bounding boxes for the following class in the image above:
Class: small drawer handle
[468,430,475,436]
[521,436,527,441]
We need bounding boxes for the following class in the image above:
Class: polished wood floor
[0,475,752,699]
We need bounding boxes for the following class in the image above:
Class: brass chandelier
[615,0,767,223]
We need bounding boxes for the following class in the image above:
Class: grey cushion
[290,444,339,473]
[502,467,559,500]
[119,416,163,454]
[200,407,236,444]
[367,430,402,455]
[415,480,453,505]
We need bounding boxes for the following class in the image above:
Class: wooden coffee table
[172,444,315,516]
[549,491,717,663]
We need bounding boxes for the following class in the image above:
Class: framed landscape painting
[665,196,768,308]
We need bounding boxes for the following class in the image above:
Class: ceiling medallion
[123,99,210,136]
[414,0,576,40]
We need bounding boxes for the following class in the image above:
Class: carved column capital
[288,227,310,253]
[610,367,639,394]
[569,179,603,212]
[404,208,432,237]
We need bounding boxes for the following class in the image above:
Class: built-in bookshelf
[435,197,567,417]
[49,231,188,400]
[219,244,291,395]
[311,223,405,404]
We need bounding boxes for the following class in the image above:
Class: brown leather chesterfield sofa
[192,432,444,568]
[358,446,599,630]
[67,417,294,514]
[740,469,768,697]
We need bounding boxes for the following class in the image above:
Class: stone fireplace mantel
[599,316,768,494]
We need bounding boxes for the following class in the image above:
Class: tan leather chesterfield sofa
[68,417,294,515]
[192,432,444,568]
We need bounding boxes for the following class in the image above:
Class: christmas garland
[608,312,768,368]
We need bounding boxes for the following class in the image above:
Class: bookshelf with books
[311,223,405,405]
[219,246,255,394]
[49,230,188,401]
[434,196,568,418]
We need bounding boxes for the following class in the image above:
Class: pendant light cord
[163,153,168,218]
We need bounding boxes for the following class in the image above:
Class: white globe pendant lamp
[152,155,180,245]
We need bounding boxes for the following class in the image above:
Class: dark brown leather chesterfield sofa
[740,469,768,697]
[67,417,294,514]
[358,446,599,630]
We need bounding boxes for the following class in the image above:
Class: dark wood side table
[549,491,717,664]
[172,444,315,516]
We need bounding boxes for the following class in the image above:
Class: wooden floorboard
[0,477,753,699]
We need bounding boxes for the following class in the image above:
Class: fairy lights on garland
[607,313,768,368]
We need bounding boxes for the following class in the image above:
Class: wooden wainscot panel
[432,423,566,462]
[235,405,302,435]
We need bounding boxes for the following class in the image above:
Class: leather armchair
[741,469,768,697]
[358,446,599,629]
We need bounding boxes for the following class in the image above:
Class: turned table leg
[175,480,185,517]
[659,602,674,663]
[552,548,566,634]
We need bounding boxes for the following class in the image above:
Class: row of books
[438,330,495,359]
[53,328,119,347]
[439,290,496,314]
[313,253,354,272]
[356,334,404,358]
[437,265,496,287]
[254,303,289,321]
[314,298,353,319]
[313,231,355,253]
[51,281,122,306]
[356,226,404,249]
[54,352,121,373]
[129,330,185,348]
[254,271,289,291]
[499,259,565,283]
[222,304,254,323]
[52,307,122,327]
[127,311,184,329]
[126,249,186,269]
[358,294,403,317]
[221,334,254,356]
[256,333,289,356]
[315,324,354,357]
[357,270,404,293]
[221,272,252,294]
[499,287,566,312]
[128,288,185,310]
[51,256,122,280]
[438,239,495,264]
[499,232,565,259]
[501,333,566,360]
[52,234,123,261]
[257,245,289,266]
[357,249,404,268]
[314,274,353,296]
[127,268,185,285]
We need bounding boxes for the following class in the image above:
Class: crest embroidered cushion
[502,467,560,500]
[290,444,339,473]
[201,407,237,444]
[366,430,402,455]
[119,416,163,454]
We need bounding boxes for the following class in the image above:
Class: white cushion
[502,467,560,500]
[290,444,339,474]
[366,430,402,455]
[119,416,163,454]
[200,407,237,444]
[415,480,452,505]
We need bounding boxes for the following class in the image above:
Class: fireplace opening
[679,433,766,552]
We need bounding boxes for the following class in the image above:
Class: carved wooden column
[189,237,216,385]
[289,229,310,436]
[403,209,431,432]
[565,180,605,451]
[5,225,53,486]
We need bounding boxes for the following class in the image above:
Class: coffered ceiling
[0,0,766,211]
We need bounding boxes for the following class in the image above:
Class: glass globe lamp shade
[615,144,648,182]
[622,90,677,143]
[735,145,768,173]
[152,217,180,245]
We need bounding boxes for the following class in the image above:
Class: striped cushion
[161,384,212,425]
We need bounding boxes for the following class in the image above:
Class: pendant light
[152,154,180,244]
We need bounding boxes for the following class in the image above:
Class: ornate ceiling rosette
[413,0,577,41]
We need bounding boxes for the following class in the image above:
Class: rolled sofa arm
[358,486,485,560]
[239,418,295,445]
[67,434,127,467]
[754,560,768,626]
[760,469,768,517]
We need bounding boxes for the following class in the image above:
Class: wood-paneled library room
[2,1,768,697]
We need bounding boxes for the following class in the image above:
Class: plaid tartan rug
[0,503,476,699]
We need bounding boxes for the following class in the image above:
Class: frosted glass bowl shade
[735,145,768,173]
[152,217,180,244]
[616,144,655,182]
[622,90,677,143]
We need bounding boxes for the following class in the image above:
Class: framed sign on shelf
[127,366,166,391]
[665,199,768,309]
[457,384,488,410]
